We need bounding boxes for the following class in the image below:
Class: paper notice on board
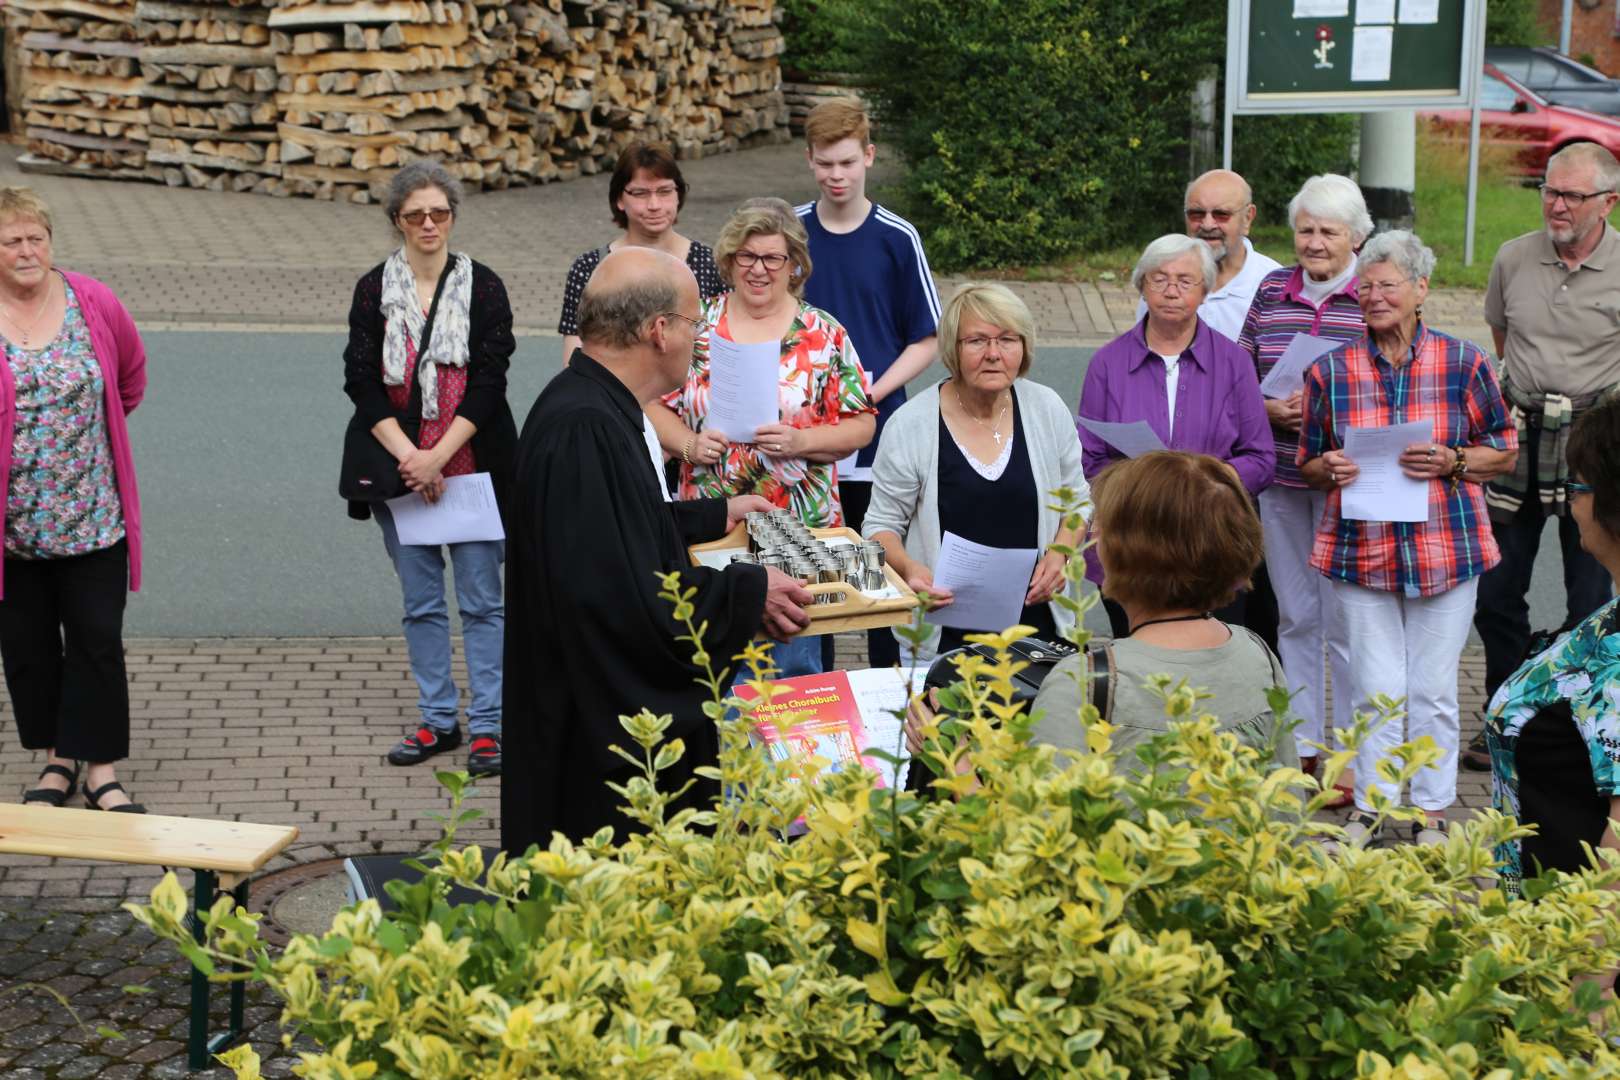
[1398,0,1440,23]
[1356,0,1395,22]
[1294,0,1349,15]
[1351,25,1394,81]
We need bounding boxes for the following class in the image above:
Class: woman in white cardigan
[864,283,1089,657]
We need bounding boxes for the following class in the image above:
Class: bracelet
[1449,447,1469,490]
[680,435,695,464]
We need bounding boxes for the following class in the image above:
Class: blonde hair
[713,198,813,298]
[804,97,871,150]
[0,187,53,235]
[937,283,1034,380]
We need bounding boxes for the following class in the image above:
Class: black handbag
[339,263,452,502]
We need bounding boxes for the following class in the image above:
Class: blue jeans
[375,503,503,737]
[728,633,823,691]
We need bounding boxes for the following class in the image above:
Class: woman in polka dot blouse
[557,141,727,362]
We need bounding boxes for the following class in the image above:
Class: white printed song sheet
[1076,417,1166,458]
[1294,0,1349,15]
[1341,421,1432,523]
[1260,333,1340,399]
[1351,25,1394,81]
[1398,0,1439,23]
[705,335,780,444]
[930,531,1039,632]
[385,472,505,545]
[846,665,930,790]
[1356,0,1395,23]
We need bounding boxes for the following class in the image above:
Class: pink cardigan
[0,271,146,598]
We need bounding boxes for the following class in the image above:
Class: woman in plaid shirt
[1299,231,1517,848]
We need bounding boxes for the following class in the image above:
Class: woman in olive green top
[907,451,1295,769]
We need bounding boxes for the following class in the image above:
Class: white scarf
[380,248,472,421]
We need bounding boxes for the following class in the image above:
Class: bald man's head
[1183,169,1256,267]
[577,247,699,349]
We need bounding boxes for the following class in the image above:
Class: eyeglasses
[958,334,1023,354]
[660,311,710,336]
[1184,206,1241,224]
[624,185,679,201]
[398,207,452,227]
[1568,480,1595,497]
[1357,277,1410,299]
[1539,185,1615,207]
[1143,273,1202,295]
[734,251,790,271]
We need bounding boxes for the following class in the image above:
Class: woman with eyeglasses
[647,198,875,677]
[557,142,727,362]
[342,160,517,778]
[863,283,1087,656]
[1298,230,1515,850]
[1077,233,1274,638]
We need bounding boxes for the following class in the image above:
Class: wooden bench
[0,804,298,1070]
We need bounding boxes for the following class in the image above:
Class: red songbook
[734,670,885,788]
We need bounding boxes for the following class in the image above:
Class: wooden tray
[688,524,919,636]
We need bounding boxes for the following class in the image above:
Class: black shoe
[387,725,462,765]
[23,761,80,806]
[1461,728,1491,771]
[467,736,502,777]
[84,780,146,814]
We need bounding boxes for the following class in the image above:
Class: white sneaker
[1412,817,1449,846]
[1342,811,1385,849]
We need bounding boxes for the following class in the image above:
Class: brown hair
[713,198,813,298]
[804,98,871,150]
[0,187,53,236]
[1567,394,1620,538]
[608,142,688,229]
[1092,452,1262,613]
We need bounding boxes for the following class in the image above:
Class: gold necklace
[0,279,55,347]
[954,383,1010,446]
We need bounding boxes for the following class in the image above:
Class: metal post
[227,880,248,1037]
[188,870,217,1071]
[1465,1,1487,266]
[1560,0,1574,55]
[1223,0,1240,170]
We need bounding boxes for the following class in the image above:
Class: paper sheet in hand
[385,472,505,545]
[1261,333,1339,399]
[705,335,780,443]
[834,447,871,483]
[930,531,1039,632]
[845,665,930,790]
[1076,417,1165,459]
[1341,421,1432,523]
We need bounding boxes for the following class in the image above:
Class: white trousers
[1259,486,1350,759]
[1332,576,1478,813]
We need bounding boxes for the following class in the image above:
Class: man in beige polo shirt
[1466,141,1620,768]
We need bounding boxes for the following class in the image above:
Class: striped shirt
[1298,324,1517,597]
[1237,265,1367,488]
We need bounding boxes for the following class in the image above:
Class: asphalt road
[126,331,1575,639]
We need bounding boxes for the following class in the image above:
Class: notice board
[1228,0,1479,114]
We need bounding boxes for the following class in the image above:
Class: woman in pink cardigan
[0,188,147,813]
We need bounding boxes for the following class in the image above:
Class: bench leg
[186,874,252,1071]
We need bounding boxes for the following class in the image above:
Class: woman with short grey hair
[1298,229,1517,847]
[1077,233,1275,636]
[341,156,516,779]
[1236,172,1372,792]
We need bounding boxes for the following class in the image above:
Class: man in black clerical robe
[501,248,811,853]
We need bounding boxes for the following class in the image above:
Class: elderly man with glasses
[1465,142,1620,771]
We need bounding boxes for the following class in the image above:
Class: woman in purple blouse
[1077,233,1274,636]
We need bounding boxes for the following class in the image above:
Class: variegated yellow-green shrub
[131,492,1620,1078]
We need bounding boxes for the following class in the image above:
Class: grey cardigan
[862,379,1090,655]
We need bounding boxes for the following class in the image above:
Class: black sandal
[22,762,79,806]
[84,780,146,814]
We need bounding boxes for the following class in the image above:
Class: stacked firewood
[9,0,788,199]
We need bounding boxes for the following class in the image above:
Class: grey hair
[385,160,464,224]
[1287,174,1374,244]
[576,277,680,349]
[1356,229,1436,282]
[1548,141,1620,193]
[1131,233,1217,295]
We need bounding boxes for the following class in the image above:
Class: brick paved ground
[0,139,1506,1075]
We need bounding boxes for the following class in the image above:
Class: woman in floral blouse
[648,198,875,675]
[1485,395,1620,900]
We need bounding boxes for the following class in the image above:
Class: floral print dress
[1484,597,1620,898]
[664,294,874,526]
[5,280,124,558]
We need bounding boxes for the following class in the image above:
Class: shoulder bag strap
[403,258,454,424]
[1086,640,1115,723]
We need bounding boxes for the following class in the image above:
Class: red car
[1421,65,1620,177]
